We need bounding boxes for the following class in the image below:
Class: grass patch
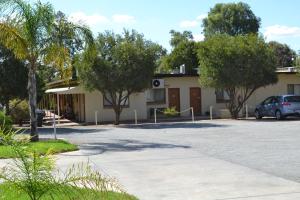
[0,182,138,200]
[0,139,78,159]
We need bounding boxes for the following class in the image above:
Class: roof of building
[154,73,198,78]
[276,67,298,74]
[46,67,299,89]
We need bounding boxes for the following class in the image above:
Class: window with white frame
[287,84,300,95]
[146,88,166,104]
[103,92,129,108]
[215,89,230,103]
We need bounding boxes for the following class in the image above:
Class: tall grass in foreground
[0,127,136,200]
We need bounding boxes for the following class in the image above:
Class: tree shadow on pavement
[65,139,191,156]
[120,122,228,129]
[27,127,108,135]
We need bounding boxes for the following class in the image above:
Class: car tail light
[282,102,291,106]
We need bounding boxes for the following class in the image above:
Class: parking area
[35,119,300,199]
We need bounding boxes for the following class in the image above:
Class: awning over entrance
[45,87,78,94]
[42,87,86,122]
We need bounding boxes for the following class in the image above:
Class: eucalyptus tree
[79,30,165,124]
[159,30,198,74]
[0,45,28,114]
[45,11,94,80]
[203,2,261,37]
[198,34,277,118]
[269,41,297,67]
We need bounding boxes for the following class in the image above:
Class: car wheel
[275,110,283,120]
[255,110,262,119]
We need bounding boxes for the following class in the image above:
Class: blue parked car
[255,95,300,120]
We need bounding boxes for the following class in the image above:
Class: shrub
[0,127,134,200]
[9,99,30,126]
[163,107,179,117]
[0,111,12,130]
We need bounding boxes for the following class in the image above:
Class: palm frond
[0,22,28,60]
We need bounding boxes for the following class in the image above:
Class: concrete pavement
[2,119,300,199]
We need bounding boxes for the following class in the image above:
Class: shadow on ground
[240,117,300,123]
[63,139,190,156]
[120,122,228,129]
[25,127,107,135]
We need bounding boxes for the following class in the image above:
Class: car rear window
[284,96,300,102]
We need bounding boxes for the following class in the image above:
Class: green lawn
[0,139,78,159]
[0,182,138,200]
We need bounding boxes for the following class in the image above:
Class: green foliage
[198,34,277,118]
[163,107,179,117]
[0,0,56,141]
[9,99,30,125]
[0,0,93,141]
[44,11,94,80]
[296,54,300,67]
[203,2,260,37]
[79,29,165,124]
[0,45,28,113]
[0,183,138,200]
[169,30,193,47]
[269,41,297,67]
[0,128,135,200]
[159,30,198,74]
[0,139,78,159]
[0,111,12,130]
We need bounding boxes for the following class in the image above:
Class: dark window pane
[287,84,295,95]
[284,96,300,102]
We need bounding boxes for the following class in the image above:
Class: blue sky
[40,0,300,52]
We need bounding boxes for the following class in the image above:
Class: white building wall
[246,73,300,114]
[146,73,300,118]
[146,76,229,117]
[84,90,147,123]
[52,73,300,122]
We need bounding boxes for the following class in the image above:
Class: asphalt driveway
[27,119,300,199]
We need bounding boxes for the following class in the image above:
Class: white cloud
[112,14,136,24]
[69,12,109,26]
[264,25,300,39]
[196,13,207,21]
[193,34,205,42]
[180,20,199,28]
[179,13,207,29]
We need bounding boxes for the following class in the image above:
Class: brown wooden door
[168,88,180,112]
[190,87,202,115]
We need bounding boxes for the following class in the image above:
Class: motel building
[40,67,300,124]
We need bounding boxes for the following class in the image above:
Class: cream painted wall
[146,73,300,118]
[147,77,213,117]
[84,90,147,123]
[54,73,300,122]
[246,73,300,114]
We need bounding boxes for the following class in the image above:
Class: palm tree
[0,0,55,141]
[0,0,93,141]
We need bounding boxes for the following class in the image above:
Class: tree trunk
[28,66,38,142]
[231,110,239,119]
[114,111,120,125]
[113,106,121,125]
